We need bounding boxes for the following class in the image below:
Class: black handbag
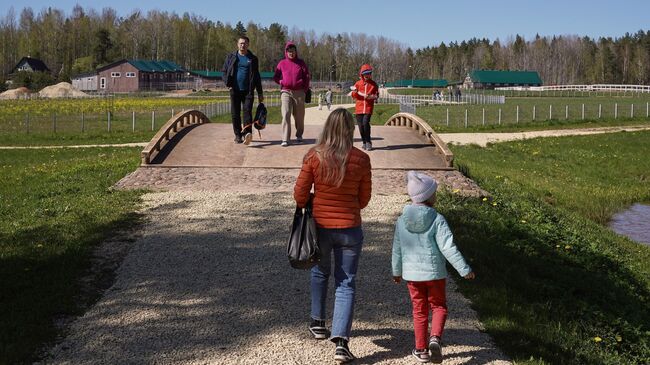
[287,198,320,269]
[305,88,312,103]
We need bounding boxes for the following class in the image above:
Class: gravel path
[44,191,510,364]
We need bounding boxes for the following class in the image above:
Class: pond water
[609,204,650,246]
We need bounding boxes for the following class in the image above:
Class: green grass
[0,148,143,364]
[443,131,650,364]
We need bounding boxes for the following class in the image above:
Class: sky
[1,0,649,49]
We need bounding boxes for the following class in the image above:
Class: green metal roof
[384,79,448,88]
[469,70,542,85]
[190,70,223,78]
[128,60,185,72]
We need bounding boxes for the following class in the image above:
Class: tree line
[0,5,649,90]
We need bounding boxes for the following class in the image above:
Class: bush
[12,71,55,91]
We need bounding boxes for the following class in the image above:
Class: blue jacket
[392,204,472,281]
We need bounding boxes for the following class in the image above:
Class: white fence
[496,84,650,93]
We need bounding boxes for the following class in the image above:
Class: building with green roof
[464,70,542,89]
[95,59,187,92]
[384,79,448,88]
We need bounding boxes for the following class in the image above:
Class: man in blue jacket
[222,36,264,145]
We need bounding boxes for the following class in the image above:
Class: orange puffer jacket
[294,147,372,229]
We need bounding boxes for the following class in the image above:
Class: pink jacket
[273,41,311,91]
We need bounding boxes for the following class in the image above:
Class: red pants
[407,279,448,349]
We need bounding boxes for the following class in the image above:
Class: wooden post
[516,105,519,123]
[132,111,136,132]
[615,103,618,119]
[582,104,585,120]
[482,108,485,126]
[464,109,468,128]
[498,108,501,125]
[565,105,568,119]
[107,111,111,132]
[533,105,536,121]
[446,108,449,126]
[599,104,602,118]
[549,104,552,120]
[631,104,634,118]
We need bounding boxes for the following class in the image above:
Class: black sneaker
[309,319,329,340]
[412,348,430,363]
[428,336,443,364]
[234,136,243,144]
[366,142,373,151]
[333,338,355,363]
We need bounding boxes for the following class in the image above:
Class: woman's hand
[464,272,475,280]
[392,276,402,283]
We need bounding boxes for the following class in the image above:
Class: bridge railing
[141,109,209,165]
[384,112,454,167]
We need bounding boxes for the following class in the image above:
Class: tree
[93,28,113,67]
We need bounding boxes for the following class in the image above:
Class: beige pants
[280,89,306,142]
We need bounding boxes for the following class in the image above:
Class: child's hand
[392,276,402,283]
[464,272,475,280]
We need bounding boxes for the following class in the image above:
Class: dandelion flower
[492,202,497,206]
[521,220,527,223]
[482,197,488,202]
[593,337,602,342]
[615,335,622,342]
[565,245,571,250]
[452,189,460,193]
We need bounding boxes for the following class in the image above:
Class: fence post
[549,104,552,120]
[464,109,468,128]
[172,108,175,117]
[152,111,155,131]
[599,104,602,118]
[533,105,536,121]
[516,105,519,123]
[565,105,568,120]
[446,108,449,126]
[107,111,111,132]
[132,111,136,132]
[498,108,501,125]
[582,104,585,120]
[615,103,618,119]
[482,108,485,126]
[631,104,634,119]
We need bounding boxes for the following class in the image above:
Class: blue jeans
[310,226,364,340]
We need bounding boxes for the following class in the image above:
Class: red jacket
[351,64,379,115]
[294,147,372,228]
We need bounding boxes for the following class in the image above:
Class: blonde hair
[312,108,356,187]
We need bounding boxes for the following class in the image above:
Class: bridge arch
[384,112,454,167]
[141,110,209,165]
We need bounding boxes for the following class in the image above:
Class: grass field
[447,131,650,364]
[0,147,143,363]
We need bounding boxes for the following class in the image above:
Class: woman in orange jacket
[350,64,379,151]
[294,108,372,363]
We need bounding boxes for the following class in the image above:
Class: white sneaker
[243,132,252,145]
[281,141,288,147]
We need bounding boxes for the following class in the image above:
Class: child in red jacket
[350,64,379,151]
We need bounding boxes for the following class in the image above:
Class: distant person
[221,36,264,145]
[273,41,311,146]
[325,88,333,110]
[392,171,475,364]
[294,109,372,364]
[349,64,379,151]
[318,92,324,110]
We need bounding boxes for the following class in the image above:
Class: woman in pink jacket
[273,41,311,146]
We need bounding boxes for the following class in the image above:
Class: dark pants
[355,114,372,144]
[230,90,254,138]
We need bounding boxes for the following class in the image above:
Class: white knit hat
[406,171,438,203]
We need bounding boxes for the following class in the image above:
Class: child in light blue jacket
[392,171,475,364]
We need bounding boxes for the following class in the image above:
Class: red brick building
[96,59,186,92]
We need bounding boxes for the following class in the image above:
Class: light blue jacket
[392,204,472,281]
